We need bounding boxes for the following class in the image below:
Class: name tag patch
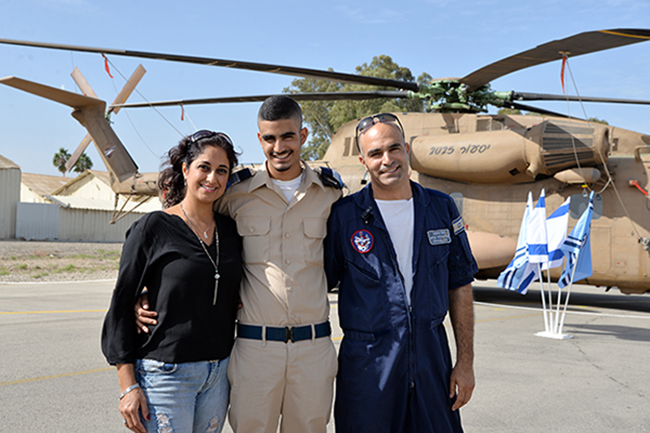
[452,216,465,235]
[427,229,451,246]
[351,229,374,254]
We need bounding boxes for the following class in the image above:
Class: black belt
[237,321,331,343]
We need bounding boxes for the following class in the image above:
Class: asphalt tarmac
[1,279,648,432]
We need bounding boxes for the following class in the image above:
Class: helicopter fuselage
[322,112,650,294]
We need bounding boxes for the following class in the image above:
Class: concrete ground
[1,278,648,432]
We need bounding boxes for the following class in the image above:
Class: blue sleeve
[447,198,479,290]
[324,205,344,291]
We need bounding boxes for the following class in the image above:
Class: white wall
[58,207,145,242]
[15,202,149,242]
[15,202,59,240]
[0,167,20,239]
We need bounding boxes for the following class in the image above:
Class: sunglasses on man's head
[355,113,405,148]
[189,130,234,146]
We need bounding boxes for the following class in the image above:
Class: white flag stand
[535,256,580,340]
[497,190,591,340]
[555,249,582,337]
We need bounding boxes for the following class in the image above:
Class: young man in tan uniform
[217,96,342,432]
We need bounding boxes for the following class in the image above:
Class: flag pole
[538,263,550,332]
[545,267,555,333]
[554,283,564,334]
[553,261,565,334]
[558,250,581,335]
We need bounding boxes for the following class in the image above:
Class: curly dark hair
[158,131,240,208]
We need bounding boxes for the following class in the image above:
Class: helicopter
[1,28,649,294]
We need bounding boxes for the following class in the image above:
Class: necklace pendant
[213,271,220,305]
[203,231,208,239]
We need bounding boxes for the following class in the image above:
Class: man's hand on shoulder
[134,291,157,334]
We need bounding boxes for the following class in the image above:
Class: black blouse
[101,211,242,365]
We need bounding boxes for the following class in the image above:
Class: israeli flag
[542,197,571,271]
[558,192,594,288]
[527,189,549,264]
[497,192,539,294]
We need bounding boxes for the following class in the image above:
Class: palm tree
[52,148,71,176]
[73,153,93,173]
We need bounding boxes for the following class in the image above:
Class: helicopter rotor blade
[65,65,147,172]
[0,38,419,92]
[112,91,412,109]
[65,68,101,172]
[0,76,104,108]
[70,67,99,98]
[502,101,574,118]
[462,29,650,92]
[65,134,93,172]
[108,64,147,115]
[511,92,650,106]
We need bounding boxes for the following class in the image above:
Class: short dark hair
[258,95,302,126]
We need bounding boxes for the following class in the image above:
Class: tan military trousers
[227,335,337,433]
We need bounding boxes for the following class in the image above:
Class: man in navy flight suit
[324,113,478,433]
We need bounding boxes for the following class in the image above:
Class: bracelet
[119,383,141,400]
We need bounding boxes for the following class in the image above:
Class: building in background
[1,155,161,242]
[0,155,21,240]
[20,172,69,203]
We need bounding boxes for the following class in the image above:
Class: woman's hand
[119,385,149,433]
[117,364,149,432]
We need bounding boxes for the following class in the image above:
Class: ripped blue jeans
[135,357,230,433]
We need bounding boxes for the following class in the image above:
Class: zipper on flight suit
[386,239,415,390]
[372,207,416,389]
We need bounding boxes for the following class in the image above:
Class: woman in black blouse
[102,131,242,433]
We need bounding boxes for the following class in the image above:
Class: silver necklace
[180,202,213,240]
[181,202,220,305]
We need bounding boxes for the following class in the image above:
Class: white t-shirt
[375,198,414,304]
[271,171,303,202]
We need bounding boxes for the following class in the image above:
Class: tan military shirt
[216,162,342,327]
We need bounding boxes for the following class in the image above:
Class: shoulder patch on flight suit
[227,167,255,189]
[351,229,374,253]
[317,167,345,189]
[452,216,465,235]
[427,229,451,246]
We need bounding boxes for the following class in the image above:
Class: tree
[587,117,609,125]
[52,148,93,176]
[52,148,71,177]
[285,55,431,160]
[73,153,93,173]
[497,108,542,116]
[497,108,522,115]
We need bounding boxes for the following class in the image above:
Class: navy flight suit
[324,181,478,433]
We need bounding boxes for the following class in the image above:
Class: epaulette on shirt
[317,167,345,190]
[227,167,255,189]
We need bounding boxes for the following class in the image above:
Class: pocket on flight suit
[339,260,391,337]
[236,216,271,264]
[427,246,451,312]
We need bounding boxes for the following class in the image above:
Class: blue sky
[1,0,649,176]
